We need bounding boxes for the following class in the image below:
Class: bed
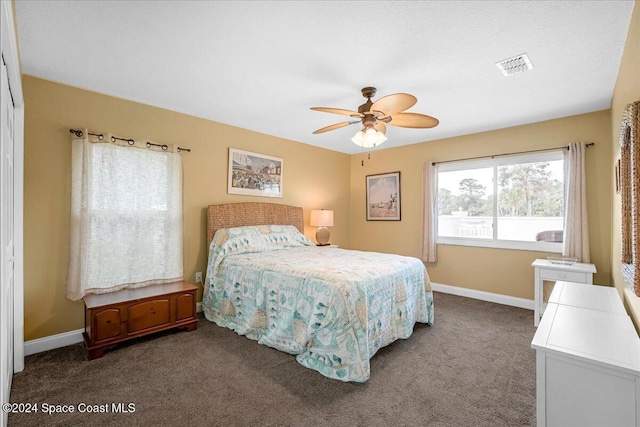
[202,202,434,382]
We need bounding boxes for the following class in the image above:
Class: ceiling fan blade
[369,93,417,116]
[374,122,387,135]
[312,121,358,134]
[387,112,439,128]
[310,107,363,118]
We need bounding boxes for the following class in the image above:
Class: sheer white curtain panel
[67,132,184,300]
[422,161,438,262]
[562,142,590,263]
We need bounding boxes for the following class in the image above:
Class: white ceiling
[14,1,635,154]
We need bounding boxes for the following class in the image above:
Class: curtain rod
[431,143,594,166]
[69,129,191,153]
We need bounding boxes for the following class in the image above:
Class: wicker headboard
[207,202,304,246]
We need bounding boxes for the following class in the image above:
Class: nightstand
[531,259,596,326]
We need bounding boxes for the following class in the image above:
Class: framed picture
[228,148,283,198]
[366,171,401,221]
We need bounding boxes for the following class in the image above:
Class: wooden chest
[83,281,198,359]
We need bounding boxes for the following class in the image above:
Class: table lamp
[310,209,334,246]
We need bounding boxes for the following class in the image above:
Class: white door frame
[1,0,25,377]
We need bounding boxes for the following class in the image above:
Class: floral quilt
[203,225,434,382]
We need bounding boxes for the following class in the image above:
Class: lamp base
[315,226,330,246]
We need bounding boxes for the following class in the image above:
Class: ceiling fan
[311,87,439,148]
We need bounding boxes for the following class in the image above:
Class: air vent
[496,53,533,76]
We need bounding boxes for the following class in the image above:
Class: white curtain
[563,142,590,262]
[422,161,438,262]
[67,132,184,300]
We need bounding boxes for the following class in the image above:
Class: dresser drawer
[93,308,122,342]
[176,292,196,321]
[127,299,171,334]
[539,269,588,283]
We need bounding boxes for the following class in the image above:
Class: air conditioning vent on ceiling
[496,53,533,76]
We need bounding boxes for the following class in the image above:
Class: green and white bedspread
[203,225,434,382]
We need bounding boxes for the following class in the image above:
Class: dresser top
[549,281,626,314]
[83,281,198,308]
[532,303,640,374]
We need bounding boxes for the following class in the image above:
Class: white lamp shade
[310,209,334,227]
[351,127,387,148]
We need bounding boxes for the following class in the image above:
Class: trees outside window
[436,151,564,250]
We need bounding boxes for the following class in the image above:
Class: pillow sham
[210,224,313,251]
[205,225,314,294]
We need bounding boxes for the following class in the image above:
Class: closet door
[0,55,15,425]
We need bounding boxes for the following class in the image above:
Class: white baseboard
[25,303,205,356]
[431,282,534,310]
[24,329,84,356]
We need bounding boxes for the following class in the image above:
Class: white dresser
[548,280,627,314]
[532,259,597,326]
[531,281,640,427]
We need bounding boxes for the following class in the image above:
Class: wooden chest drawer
[93,308,122,342]
[83,281,198,359]
[176,292,195,321]
[128,299,171,334]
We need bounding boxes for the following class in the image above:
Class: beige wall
[350,111,612,300]
[611,1,640,328]
[23,76,351,340]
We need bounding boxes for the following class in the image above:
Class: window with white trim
[436,151,564,251]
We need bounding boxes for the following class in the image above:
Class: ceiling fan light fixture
[351,127,387,148]
[311,86,438,146]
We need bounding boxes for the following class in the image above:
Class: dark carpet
[8,292,537,426]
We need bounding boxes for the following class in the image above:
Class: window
[68,138,184,300]
[436,151,564,251]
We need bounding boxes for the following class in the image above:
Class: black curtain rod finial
[70,129,105,141]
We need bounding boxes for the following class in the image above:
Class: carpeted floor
[8,292,537,426]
